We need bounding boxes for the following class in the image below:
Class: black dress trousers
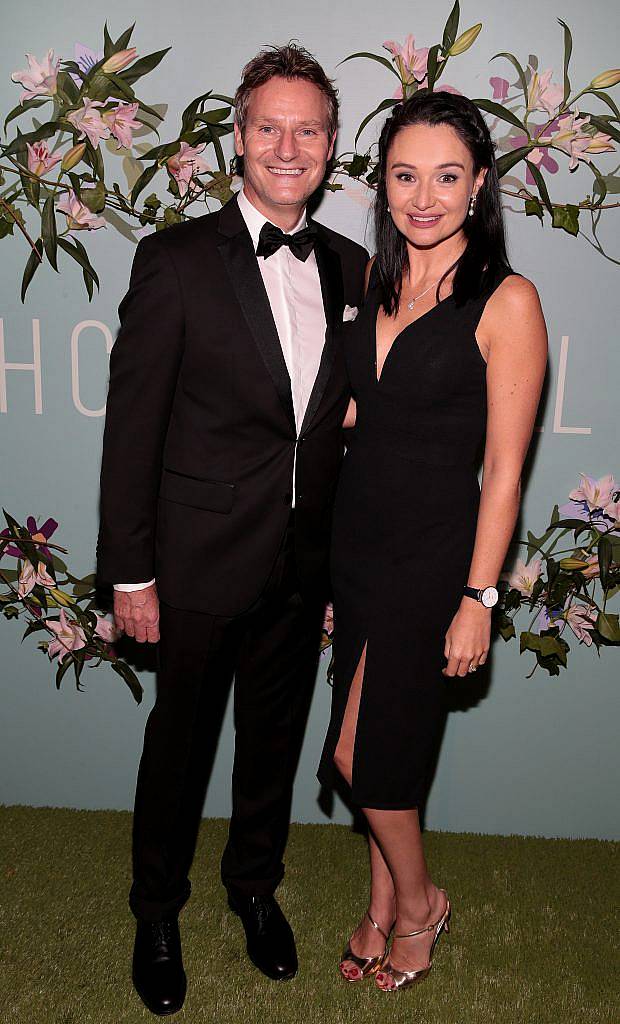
[129,514,324,922]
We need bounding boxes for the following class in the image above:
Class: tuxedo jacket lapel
[217,197,295,429]
[299,224,344,436]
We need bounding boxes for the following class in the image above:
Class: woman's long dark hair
[374,90,512,315]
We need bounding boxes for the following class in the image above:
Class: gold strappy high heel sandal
[375,891,451,991]
[339,912,391,982]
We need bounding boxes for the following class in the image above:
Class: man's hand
[114,583,160,643]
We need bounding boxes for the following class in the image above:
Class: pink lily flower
[94,614,120,643]
[501,557,542,597]
[166,141,210,197]
[46,608,87,662]
[550,113,614,171]
[564,604,596,646]
[17,559,55,599]
[102,102,141,150]
[57,190,106,231]
[384,35,429,89]
[11,49,59,103]
[569,473,616,512]
[526,68,564,117]
[67,98,111,149]
[26,141,62,178]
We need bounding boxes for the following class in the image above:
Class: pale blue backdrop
[1,0,618,840]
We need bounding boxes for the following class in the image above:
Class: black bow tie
[256,221,318,262]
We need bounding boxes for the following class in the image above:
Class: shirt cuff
[113,579,156,592]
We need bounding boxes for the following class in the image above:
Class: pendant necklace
[406,277,442,311]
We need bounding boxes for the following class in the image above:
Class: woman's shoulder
[488,272,542,316]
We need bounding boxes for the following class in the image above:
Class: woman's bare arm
[443,275,548,677]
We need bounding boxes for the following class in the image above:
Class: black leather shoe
[132,918,187,1015]
[228,893,298,981]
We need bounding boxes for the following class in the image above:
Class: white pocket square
[343,305,358,322]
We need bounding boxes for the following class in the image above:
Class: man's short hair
[234,42,339,139]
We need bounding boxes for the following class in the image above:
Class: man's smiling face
[234,76,335,228]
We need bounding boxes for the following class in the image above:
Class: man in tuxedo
[97,43,367,1015]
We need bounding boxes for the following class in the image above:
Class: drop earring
[468,193,476,217]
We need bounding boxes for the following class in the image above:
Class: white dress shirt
[115,189,327,592]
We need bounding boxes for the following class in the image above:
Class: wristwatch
[463,585,499,608]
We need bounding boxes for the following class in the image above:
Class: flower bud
[61,143,87,172]
[590,69,620,90]
[102,48,138,74]
[559,558,589,571]
[448,24,482,57]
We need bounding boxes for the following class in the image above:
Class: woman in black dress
[318,92,547,991]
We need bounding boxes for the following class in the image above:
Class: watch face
[481,586,499,608]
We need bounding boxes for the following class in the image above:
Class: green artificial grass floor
[0,806,617,1024]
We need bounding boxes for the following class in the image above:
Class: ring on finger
[468,663,477,673]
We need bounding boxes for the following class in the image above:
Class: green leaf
[131,162,159,207]
[552,204,580,236]
[3,605,19,619]
[114,24,136,52]
[141,139,182,163]
[473,97,527,132]
[587,114,620,145]
[491,51,529,102]
[522,197,541,220]
[194,107,232,126]
[3,121,58,157]
[204,171,235,204]
[598,535,613,588]
[339,52,401,80]
[426,44,443,90]
[496,145,532,178]
[19,166,40,209]
[55,655,73,689]
[497,611,516,641]
[22,619,48,638]
[442,0,460,53]
[119,48,171,86]
[557,19,573,105]
[581,88,620,120]
[180,90,213,135]
[58,236,100,292]
[525,160,554,215]
[111,660,143,703]
[103,22,114,59]
[588,160,607,207]
[41,195,58,271]
[596,611,620,643]
[163,207,183,227]
[355,98,398,147]
[4,96,48,132]
[81,180,106,213]
[345,153,371,177]
[20,239,43,302]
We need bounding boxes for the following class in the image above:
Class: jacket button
[283,493,292,505]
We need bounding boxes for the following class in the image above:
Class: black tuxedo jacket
[97,194,367,615]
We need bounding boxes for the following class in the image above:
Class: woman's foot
[375,887,449,991]
[339,903,395,981]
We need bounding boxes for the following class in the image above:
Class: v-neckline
[374,292,454,385]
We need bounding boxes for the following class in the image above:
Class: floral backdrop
[1,3,618,701]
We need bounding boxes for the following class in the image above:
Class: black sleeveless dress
[318,265,513,809]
